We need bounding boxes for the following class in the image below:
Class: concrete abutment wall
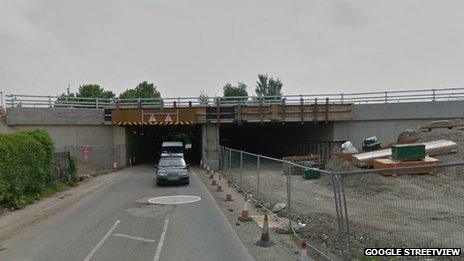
[334,101,464,146]
[7,108,129,174]
[202,124,220,170]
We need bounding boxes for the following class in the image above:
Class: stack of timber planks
[352,140,457,168]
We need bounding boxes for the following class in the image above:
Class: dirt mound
[325,157,358,173]
[419,128,464,142]
[419,128,464,163]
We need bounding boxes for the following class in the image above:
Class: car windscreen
[158,157,186,167]
[162,146,183,154]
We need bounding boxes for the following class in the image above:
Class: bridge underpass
[5,88,464,171]
[109,99,354,168]
[126,124,202,165]
[220,122,340,159]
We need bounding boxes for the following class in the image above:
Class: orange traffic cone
[238,195,253,222]
[225,181,233,201]
[300,238,308,261]
[255,214,275,247]
[216,176,223,192]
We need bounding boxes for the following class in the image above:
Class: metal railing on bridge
[5,87,464,109]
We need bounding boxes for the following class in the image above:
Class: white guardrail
[4,87,464,109]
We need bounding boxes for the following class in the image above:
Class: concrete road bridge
[4,87,464,169]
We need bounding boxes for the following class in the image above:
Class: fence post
[223,147,226,171]
[340,93,344,103]
[239,151,243,186]
[225,148,229,172]
[384,91,388,103]
[226,148,231,171]
[257,155,260,194]
[286,163,292,230]
[228,148,232,170]
[332,174,352,260]
[432,89,436,101]
[96,98,99,108]
[48,96,52,107]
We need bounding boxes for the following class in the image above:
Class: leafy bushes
[0,129,54,208]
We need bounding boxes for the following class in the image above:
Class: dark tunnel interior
[220,122,336,159]
[126,125,202,165]
[126,122,338,166]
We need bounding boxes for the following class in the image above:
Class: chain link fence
[55,145,128,176]
[217,146,464,260]
[336,164,464,259]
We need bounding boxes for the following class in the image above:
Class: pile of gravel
[325,157,359,173]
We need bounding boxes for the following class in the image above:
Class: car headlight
[157,173,167,177]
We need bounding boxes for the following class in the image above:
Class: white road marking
[148,195,201,205]
[153,217,170,261]
[83,220,121,261]
[113,233,157,243]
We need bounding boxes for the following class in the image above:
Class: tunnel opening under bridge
[126,124,202,165]
[219,122,342,160]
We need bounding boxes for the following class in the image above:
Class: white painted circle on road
[148,195,201,205]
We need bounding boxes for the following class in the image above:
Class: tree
[55,92,76,107]
[76,84,115,99]
[223,82,248,97]
[223,82,248,102]
[55,84,114,107]
[197,91,210,106]
[255,74,283,100]
[119,81,161,99]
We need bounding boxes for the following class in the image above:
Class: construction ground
[223,128,464,256]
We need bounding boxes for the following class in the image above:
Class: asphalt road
[0,166,253,261]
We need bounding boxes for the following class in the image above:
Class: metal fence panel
[339,164,464,257]
[214,146,464,260]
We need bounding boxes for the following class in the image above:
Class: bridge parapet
[5,87,464,126]
[5,87,464,109]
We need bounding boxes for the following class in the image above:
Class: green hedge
[0,129,54,208]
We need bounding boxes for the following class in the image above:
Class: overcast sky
[1,0,463,98]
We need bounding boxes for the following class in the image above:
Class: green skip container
[391,144,426,162]
[302,169,321,179]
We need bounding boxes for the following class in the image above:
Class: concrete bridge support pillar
[202,124,220,170]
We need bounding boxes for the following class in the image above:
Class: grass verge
[0,180,75,213]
